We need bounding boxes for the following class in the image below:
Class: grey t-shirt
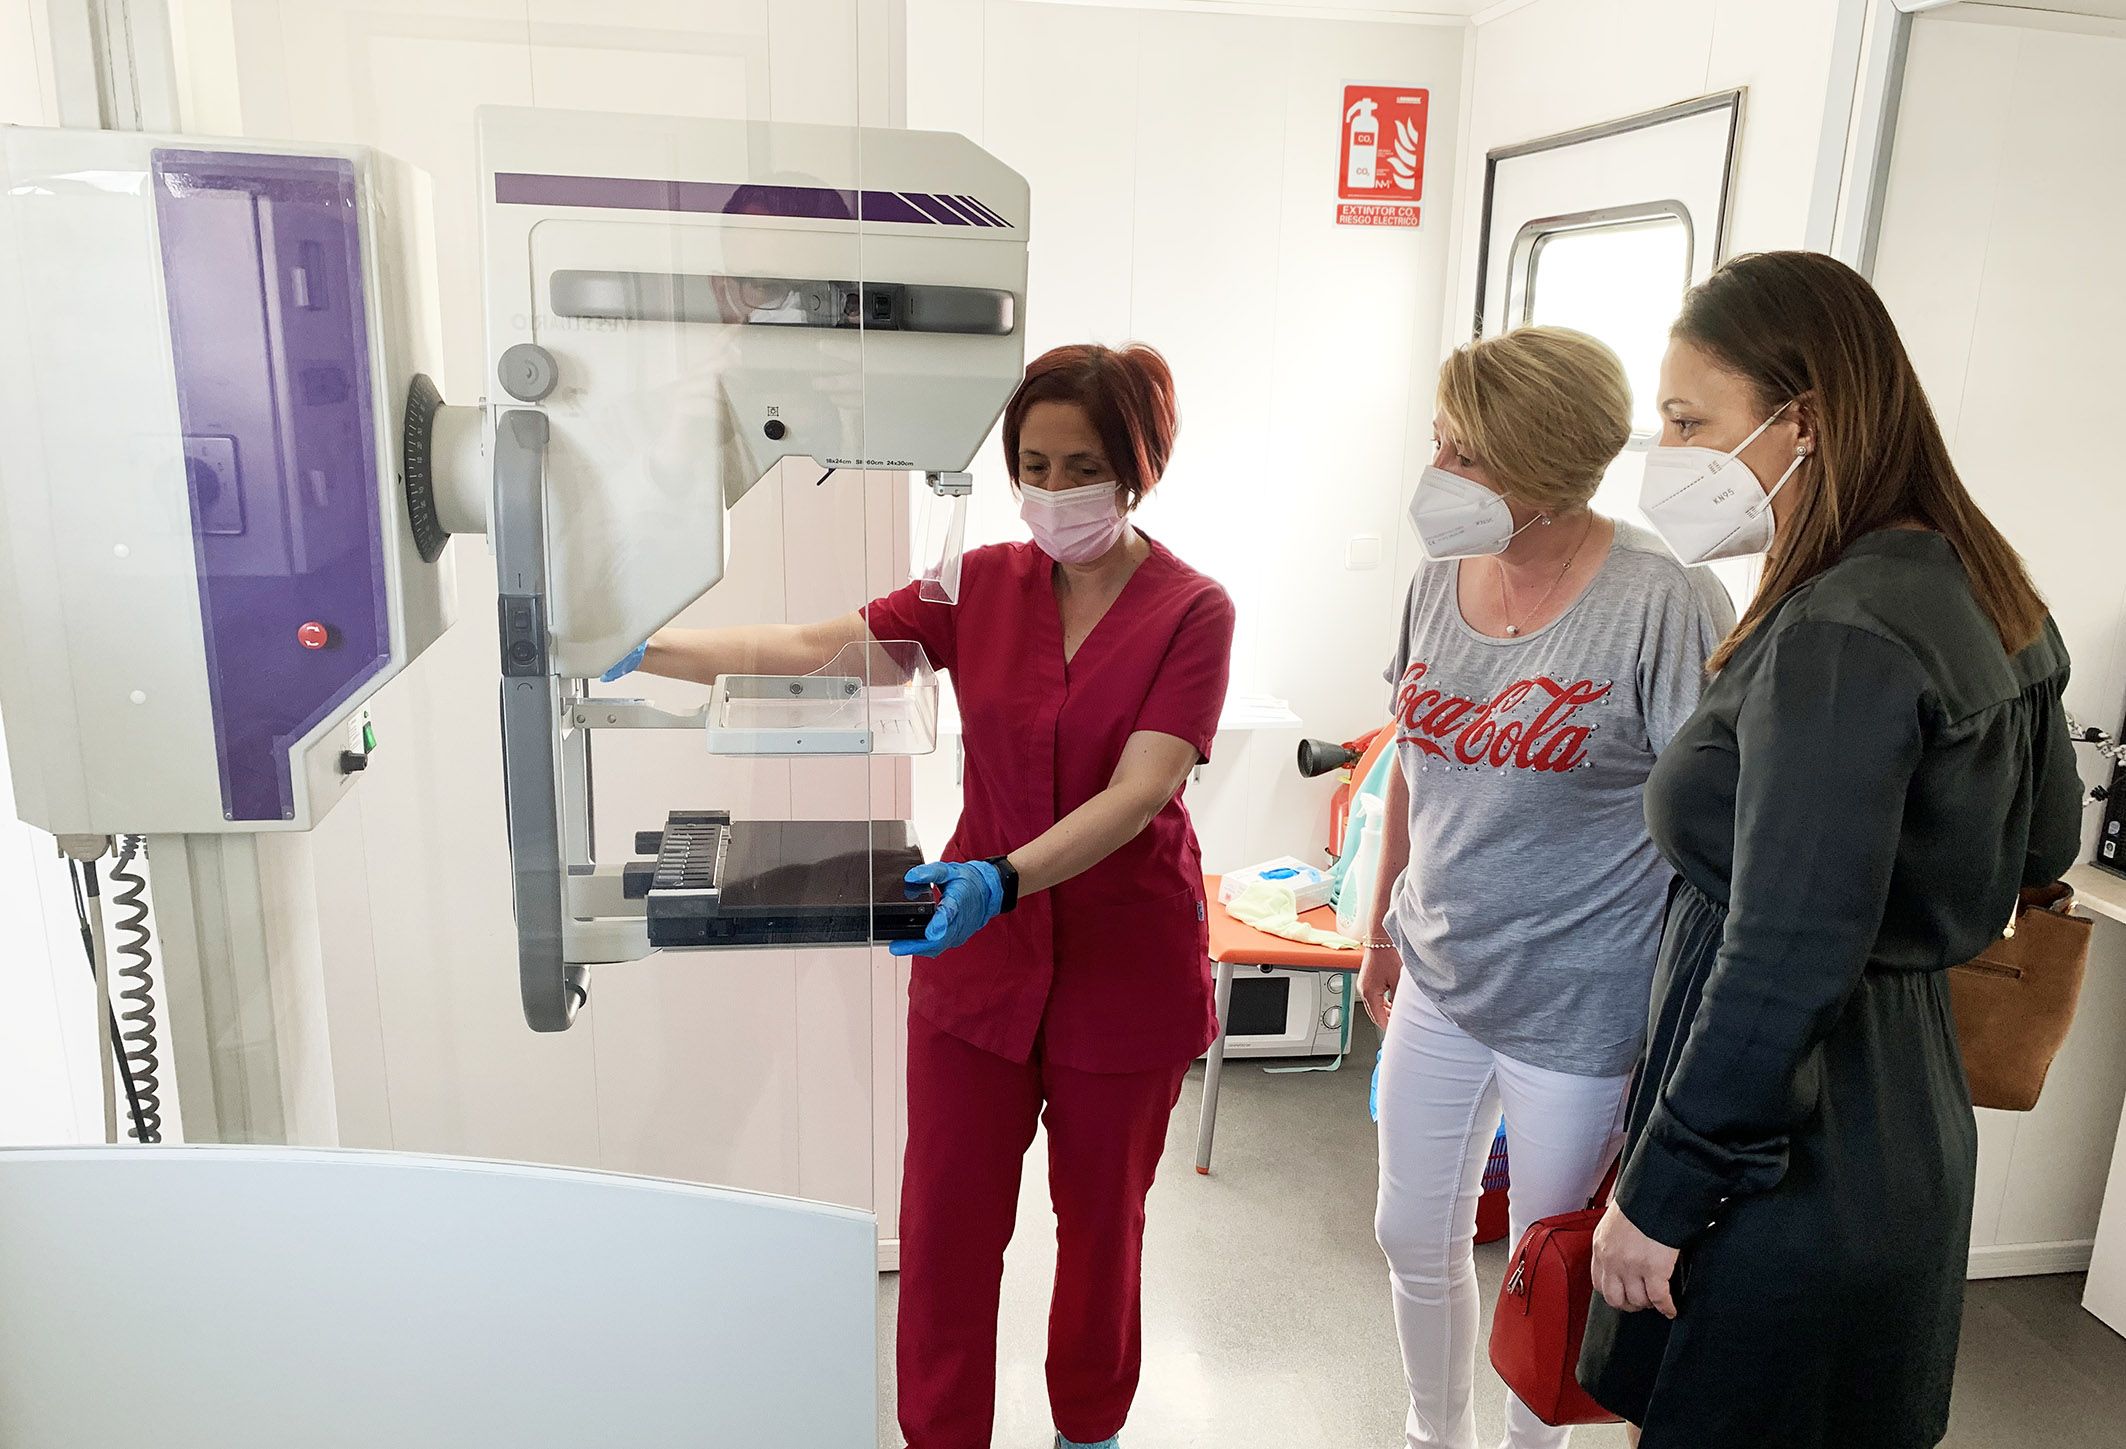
[1383,521,1736,1075]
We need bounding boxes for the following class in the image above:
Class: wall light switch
[1345,534,1383,571]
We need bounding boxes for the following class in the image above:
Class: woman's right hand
[1357,943,1400,1030]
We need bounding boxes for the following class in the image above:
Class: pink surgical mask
[1020,480,1127,564]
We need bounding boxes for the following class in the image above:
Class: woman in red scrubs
[620,343,1235,1449]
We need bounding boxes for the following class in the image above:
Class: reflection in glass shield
[918,473,973,603]
[623,814,933,949]
[1525,214,1691,438]
[550,268,1016,335]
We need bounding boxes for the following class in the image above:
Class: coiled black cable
[108,838,162,1143]
[69,857,150,1143]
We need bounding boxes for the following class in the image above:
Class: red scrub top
[865,534,1235,1075]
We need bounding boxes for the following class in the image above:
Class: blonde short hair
[1435,326,1631,513]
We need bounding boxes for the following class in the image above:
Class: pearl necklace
[1498,513,1594,637]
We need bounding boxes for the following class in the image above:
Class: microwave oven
[1211,965,1352,1060]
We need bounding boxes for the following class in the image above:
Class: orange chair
[1193,726,1393,1175]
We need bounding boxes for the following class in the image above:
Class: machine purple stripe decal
[927,194,989,227]
[153,149,392,822]
[495,169,1017,231]
[905,192,973,225]
[858,191,931,225]
[495,171,863,220]
[884,193,943,224]
[495,171,1009,230]
[911,193,966,223]
[958,194,1013,228]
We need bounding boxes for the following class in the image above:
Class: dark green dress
[1578,530,2084,1448]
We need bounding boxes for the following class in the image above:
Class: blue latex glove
[892,860,1004,958]
[601,640,649,684]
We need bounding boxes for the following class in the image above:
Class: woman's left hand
[1357,944,1400,1030]
[601,639,650,684]
[892,860,1005,958]
[1591,1201,1681,1319]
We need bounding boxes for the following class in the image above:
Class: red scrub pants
[898,1009,1188,1449]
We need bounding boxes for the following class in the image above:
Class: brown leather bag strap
[2021,881,2075,914]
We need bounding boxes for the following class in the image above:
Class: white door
[1471,92,1747,595]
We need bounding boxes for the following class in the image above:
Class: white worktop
[2068,863,2126,928]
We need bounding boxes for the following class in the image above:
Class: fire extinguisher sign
[1338,84,1428,228]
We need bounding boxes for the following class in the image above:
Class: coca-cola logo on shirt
[1392,661,1611,773]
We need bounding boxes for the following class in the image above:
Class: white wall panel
[0,0,57,126]
[1448,0,1844,334]
[1860,13,2126,1272]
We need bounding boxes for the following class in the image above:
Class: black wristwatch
[984,855,1021,914]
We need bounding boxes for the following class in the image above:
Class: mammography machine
[463,108,1027,1030]
[0,107,1028,1123]
[0,104,1026,1447]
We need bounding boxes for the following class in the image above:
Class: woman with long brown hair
[1576,251,2085,1448]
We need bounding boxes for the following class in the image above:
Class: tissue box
[1220,856,1333,913]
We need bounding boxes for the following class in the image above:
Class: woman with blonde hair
[1357,326,1733,1449]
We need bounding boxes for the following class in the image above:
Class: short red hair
[1002,344,1179,509]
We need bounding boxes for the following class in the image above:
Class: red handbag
[1487,1162,1623,1428]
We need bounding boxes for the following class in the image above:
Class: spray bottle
[1336,793,1386,941]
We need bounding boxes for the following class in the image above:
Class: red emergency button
[297,621,331,651]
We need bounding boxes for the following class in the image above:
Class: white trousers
[1373,975,1631,1449]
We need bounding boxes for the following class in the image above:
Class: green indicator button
[362,722,377,753]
